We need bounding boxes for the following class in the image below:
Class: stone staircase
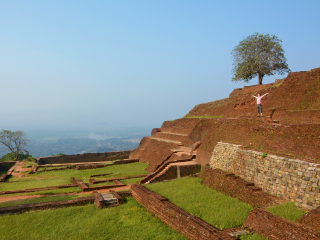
[155,132,189,144]
[100,192,118,206]
[149,137,183,145]
[148,160,200,184]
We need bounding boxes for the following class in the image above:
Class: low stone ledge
[244,208,320,240]
[0,173,10,182]
[92,191,105,208]
[0,196,95,215]
[76,180,89,191]
[109,190,123,204]
[116,190,132,197]
[36,166,74,172]
[90,173,113,178]
[76,164,105,170]
[131,184,234,240]
[112,159,139,165]
[199,168,277,207]
[89,174,148,185]
[36,150,133,165]
[82,181,126,192]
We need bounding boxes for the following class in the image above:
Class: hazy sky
[1,1,319,130]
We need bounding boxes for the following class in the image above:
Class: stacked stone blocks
[210,142,320,210]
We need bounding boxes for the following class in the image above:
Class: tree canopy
[231,33,290,85]
[0,130,29,161]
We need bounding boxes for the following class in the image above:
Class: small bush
[262,152,268,158]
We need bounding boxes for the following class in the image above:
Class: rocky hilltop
[130,67,320,170]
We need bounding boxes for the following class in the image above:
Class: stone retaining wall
[89,174,147,184]
[210,142,320,210]
[0,196,95,215]
[36,150,133,165]
[76,179,126,192]
[0,161,19,182]
[0,161,16,172]
[131,184,234,240]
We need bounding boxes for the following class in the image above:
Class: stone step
[229,230,249,237]
[170,147,193,153]
[159,132,188,136]
[155,132,189,143]
[101,193,118,205]
[146,161,199,184]
[150,137,182,145]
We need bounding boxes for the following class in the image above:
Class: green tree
[0,130,29,161]
[231,33,290,85]
[0,151,32,162]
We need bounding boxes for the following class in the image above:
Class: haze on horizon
[1,1,319,131]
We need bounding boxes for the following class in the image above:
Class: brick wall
[0,196,95,215]
[244,208,320,240]
[131,184,234,240]
[180,164,201,178]
[36,150,133,165]
[210,142,320,210]
[0,161,16,172]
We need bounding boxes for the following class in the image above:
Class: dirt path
[11,162,31,179]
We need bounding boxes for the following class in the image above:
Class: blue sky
[1,0,319,130]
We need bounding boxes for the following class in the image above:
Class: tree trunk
[12,151,18,161]
[258,73,264,85]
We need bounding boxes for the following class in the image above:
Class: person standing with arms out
[252,93,269,116]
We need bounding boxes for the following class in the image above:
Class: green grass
[0,178,72,192]
[1,162,147,191]
[0,197,185,240]
[240,233,268,240]
[0,194,90,208]
[88,181,115,187]
[183,115,223,119]
[30,187,82,195]
[266,202,305,221]
[21,160,37,169]
[146,177,253,230]
[0,162,148,197]
[120,177,144,185]
[34,162,148,183]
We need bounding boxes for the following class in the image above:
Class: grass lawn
[266,202,305,221]
[0,162,148,197]
[0,197,185,240]
[88,181,115,187]
[0,178,72,192]
[21,160,37,168]
[0,194,91,208]
[120,177,144,185]
[146,177,253,230]
[33,162,148,183]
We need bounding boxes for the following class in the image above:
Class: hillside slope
[130,67,320,169]
[186,67,320,125]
